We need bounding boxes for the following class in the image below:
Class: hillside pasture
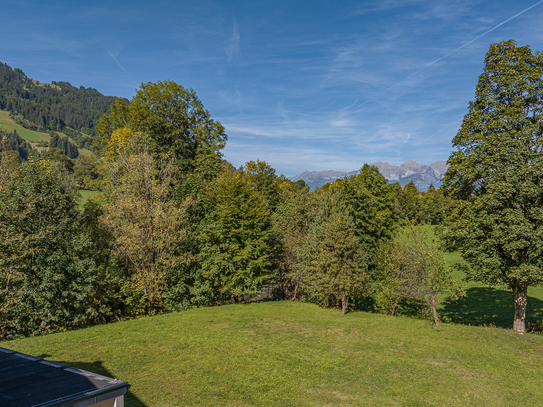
[0,110,15,123]
[0,111,51,142]
[0,111,92,156]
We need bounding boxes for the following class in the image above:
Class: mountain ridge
[290,160,448,191]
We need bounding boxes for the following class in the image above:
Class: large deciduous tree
[0,159,96,337]
[242,160,281,210]
[100,129,191,311]
[443,40,543,333]
[96,80,227,171]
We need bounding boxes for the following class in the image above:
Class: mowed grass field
[4,301,543,406]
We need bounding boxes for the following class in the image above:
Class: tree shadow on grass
[56,360,147,407]
[440,287,543,329]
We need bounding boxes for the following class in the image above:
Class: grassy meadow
[4,301,543,406]
[441,246,543,330]
[3,182,543,405]
[0,110,92,156]
[0,110,51,142]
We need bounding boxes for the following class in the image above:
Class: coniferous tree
[272,179,318,300]
[304,190,369,314]
[195,170,275,304]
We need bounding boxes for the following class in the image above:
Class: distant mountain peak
[290,160,448,191]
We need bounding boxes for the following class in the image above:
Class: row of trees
[1,39,541,336]
[0,129,32,160]
[0,80,455,338]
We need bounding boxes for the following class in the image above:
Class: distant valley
[290,160,448,191]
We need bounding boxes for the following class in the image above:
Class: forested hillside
[0,62,123,149]
[0,129,32,160]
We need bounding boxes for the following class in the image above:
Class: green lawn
[441,244,543,330]
[4,301,543,406]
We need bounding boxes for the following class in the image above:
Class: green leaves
[96,81,227,171]
[0,159,96,337]
[444,40,543,199]
[443,40,543,331]
[99,133,191,311]
[303,189,370,314]
[377,226,463,324]
[195,170,275,303]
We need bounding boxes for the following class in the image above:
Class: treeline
[0,129,32,160]
[0,81,455,339]
[0,127,79,161]
[49,133,79,159]
[2,40,540,335]
[0,62,123,148]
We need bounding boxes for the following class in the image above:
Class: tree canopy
[96,80,227,170]
[0,159,96,337]
[304,190,369,314]
[195,170,275,303]
[443,40,543,333]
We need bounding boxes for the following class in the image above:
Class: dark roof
[0,347,130,407]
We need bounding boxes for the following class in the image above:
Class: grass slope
[0,110,51,142]
[0,110,92,156]
[4,301,543,406]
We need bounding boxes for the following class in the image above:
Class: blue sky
[3,0,543,176]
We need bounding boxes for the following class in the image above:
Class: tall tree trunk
[431,295,439,326]
[341,295,347,315]
[513,289,527,333]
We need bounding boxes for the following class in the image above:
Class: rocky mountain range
[290,160,448,191]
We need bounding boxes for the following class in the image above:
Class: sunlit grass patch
[4,301,543,406]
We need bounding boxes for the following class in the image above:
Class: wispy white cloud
[224,19,240,60]
[386,0,543,92]
[351,0,426,16]
[4,33,83,53]
[4,0,542,176]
